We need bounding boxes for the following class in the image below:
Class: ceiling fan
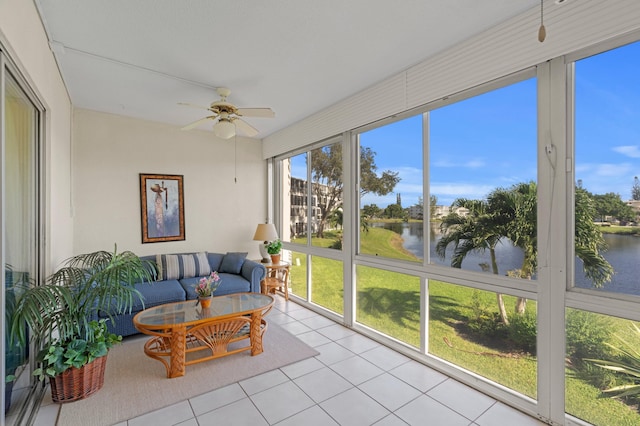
[179,87,275,139]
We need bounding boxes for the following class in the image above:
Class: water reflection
[372,222,640,296]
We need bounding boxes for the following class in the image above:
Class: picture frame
[140,173,185,243]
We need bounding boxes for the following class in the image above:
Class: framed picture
[140,174,185,243]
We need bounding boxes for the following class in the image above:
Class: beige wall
[0,0,73,270]
[72,109,267,258]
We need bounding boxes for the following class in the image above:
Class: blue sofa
[99,251,266,337]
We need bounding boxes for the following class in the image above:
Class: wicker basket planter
[49,354,108,403]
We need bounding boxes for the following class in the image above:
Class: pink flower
[193,271,222,297]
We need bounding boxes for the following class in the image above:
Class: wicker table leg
[168,325,187,378]
[250,312,264,356]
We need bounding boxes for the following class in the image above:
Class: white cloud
[613,145,640,158]
[576,162,633,178]
[596,163,633,177]
[430,183,495,205]
[432,158,486,169]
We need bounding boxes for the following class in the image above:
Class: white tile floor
[34,295,547,426]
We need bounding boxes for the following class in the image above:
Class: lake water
[371,222,640,296]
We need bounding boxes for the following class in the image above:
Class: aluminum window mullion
[536,56,570,426]
[342,131,354,327]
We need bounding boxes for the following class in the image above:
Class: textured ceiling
[35,0,540,138]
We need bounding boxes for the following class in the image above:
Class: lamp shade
[253,223,278,242]
[214,118,235,139]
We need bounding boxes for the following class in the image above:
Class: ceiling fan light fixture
[214,118,235,139]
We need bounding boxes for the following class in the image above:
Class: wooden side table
[261,261,291,301]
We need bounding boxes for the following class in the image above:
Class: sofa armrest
[241,260,266,293]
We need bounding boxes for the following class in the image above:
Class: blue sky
[361,78,537,208]
[575,41,640,196]
[292,40,640,211]
[360,40,640,209]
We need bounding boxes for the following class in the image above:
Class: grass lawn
[287,226,640,425]
[599,225,640,235]
[360,227,419,261]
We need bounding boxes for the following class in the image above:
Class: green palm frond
[585,322,640,399]
[11,245,153,346]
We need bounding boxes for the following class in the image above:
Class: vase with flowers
[194,271,221,308]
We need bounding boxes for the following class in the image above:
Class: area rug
[57,323,319,426]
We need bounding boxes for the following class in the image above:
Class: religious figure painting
[140,173,185,243]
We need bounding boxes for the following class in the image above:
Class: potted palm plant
[266,239,282,264]
[10,246,152,403]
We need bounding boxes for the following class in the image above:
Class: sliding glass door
[2,53,45,425]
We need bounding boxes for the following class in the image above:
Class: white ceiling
[35,0,540,138]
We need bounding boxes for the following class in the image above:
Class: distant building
[626,200,640,214]
[453,207,470,217]
[289,177,342,237]
[408,204,423,220]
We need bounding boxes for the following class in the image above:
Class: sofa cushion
[156,252,211,280]
[219,252,247,274]
[98,279,186,318]
[215,273,252,295]
[180,273,251,299]
[179,276,202,300]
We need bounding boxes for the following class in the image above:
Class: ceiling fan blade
[181,116,213,131]
[178,102,210,111]
[233,118,259,137]
[236,108,275,118]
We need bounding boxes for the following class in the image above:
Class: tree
[488,182,537,314]
[633,176,640,201]
[437,181,613,319]
[384,203,405,219]
[328,208,343,230]
[362,204,382,219]
[429,195,438,220]
[590,192,635,224]
[575,187,614,286]
[310,144,343,238]
[436,198,510,324]
[360,212,370,233]
[493,182,613,312]
[359,147,400,197]
[310,145,400,238]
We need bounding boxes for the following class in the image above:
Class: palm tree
[436,198,511,324]
[487,182,537,314]
[492,182,613,313]
[437,182,613,319]
[575,186,614,286]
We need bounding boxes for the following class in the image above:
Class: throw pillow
[219,252,248,274]
[193,252,212,276]
[160,254,180,280]
[156,252,212,280]
[180,254,197,278]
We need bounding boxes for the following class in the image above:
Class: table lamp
[253,223,278,263]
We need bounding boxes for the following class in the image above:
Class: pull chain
[538,0,546,42]
[234,133,238,183]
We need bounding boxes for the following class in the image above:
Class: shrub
[467,290,506,338]
[508,310,537,353]
[566,309,613,364]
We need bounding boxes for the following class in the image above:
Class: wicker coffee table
[133,292,274,378]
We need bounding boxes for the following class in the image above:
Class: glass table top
[134,293,273,327]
